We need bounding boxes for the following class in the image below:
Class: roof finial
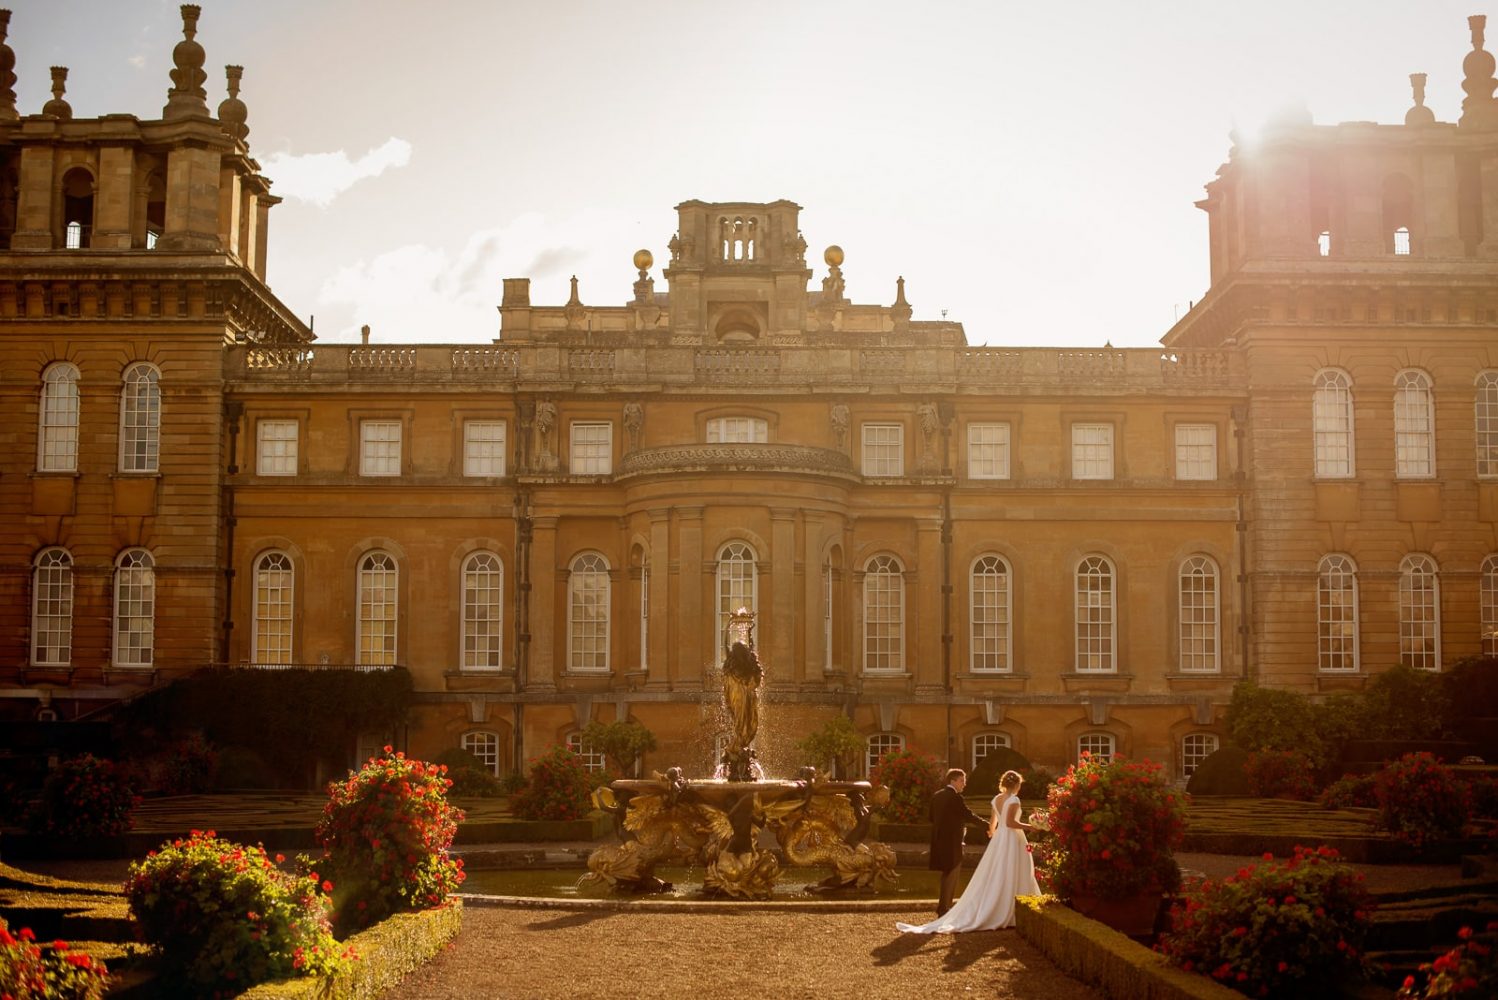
[1405,72,1436,126]
[162,4,208,120]
[217,64,248,141]
[0,10,19,122]
[631,249,654,305]
[891,276,912,327]
[1460,14,1498,130]
[821,246,846,303]
[564,275,586,330]
[42,65,70,119]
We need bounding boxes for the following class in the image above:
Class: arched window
[61,167,93,249]
[1383,174,1414,255]
[1075,555,1116,673]
[566,731,607,772]
[568,552,610,672]
[1475,371,1498,478]
[716,542,757,642]
[356,551,398,667]
[1181,733,1219,779]
[31,548,73,666]
[970,555,1012,673]
[971,732,1011,770]
[38,363,80,472]
[866,733,905,775]
[1482,555,1498,657]
[461,731,501,776]
[1313,369,1355,478]
[1393,226,1411,255]
[1078,733,1115,763]
[1317,554,1359,672]
[1399,554,1441,670]
[1178,555,1220,673]
[863,555,905,673]
[461,552,503,671]
[113,548,155,667]
[119,362,161,473]
[1394,370,1436,478]
[1317,231,1332,257]
[252,551,294,666]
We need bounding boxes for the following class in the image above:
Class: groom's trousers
[937,865,962,916]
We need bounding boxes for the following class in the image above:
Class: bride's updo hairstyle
[999,770,1023,791]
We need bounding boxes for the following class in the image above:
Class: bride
[896,769,1041,933]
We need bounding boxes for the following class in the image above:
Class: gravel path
[380,905,1105,1000]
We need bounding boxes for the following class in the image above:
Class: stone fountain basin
[609,779,874,809]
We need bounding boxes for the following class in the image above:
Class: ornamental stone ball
[824,245,844,267]
[633,248,653,272]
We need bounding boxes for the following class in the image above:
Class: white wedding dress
[896,793,1041,933]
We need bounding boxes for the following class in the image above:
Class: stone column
[11,145,56,249]
[647,509,671,689]
[158,144,223,251]
[1339,155,1384,257]
[674,506,704,690]
[769,507,797,690]
[529,515,558,691]
[218,166,241,256]
[92,146,135,249]
[801,511,826,687]
[1420,154,1465,257]
[253,195,272,277]
[1480,154,1498,259]
[913,517,944,694]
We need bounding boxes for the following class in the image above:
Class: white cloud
[259,137,412,208]
[127,54,146,69]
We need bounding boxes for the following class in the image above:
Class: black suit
[929,784,986,916]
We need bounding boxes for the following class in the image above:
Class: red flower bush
[1397,921,1498,998]
[1244,750,1319,800]
[869,749,945,824]
[0,917,109,1000]
[1319,772,1378,810]
[124,830,346,992]
[509,745,595,822]
[25,755,138,839]
[1042,754,1187,901]
[1157,845,1374,997]
[1373,753,1471,849]
[315,747,465,930]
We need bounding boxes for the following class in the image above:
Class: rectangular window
[1071,423,1114,480]
[570,422,613,475]
[862,424,904,477]
[256,420,299,476]
[359,420,402,477]
[464,420,507,477]
[1174,424,1216,481]
[706,417,768,443]
[967,422,1011,479]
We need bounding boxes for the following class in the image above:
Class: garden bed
[1183,797,1494,862]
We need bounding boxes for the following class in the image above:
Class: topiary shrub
[1226,681,1326,765]
[579,719,657,777]
[1361,665,1450,741]
[1244,749,1320,800]
[0,916,110,1000]
[1019,766,1057,802]
[124,830,346,993]
[433,748,503,798]
[870,748,945,824]
[1441,656,1498,723]
[1373,752,1471,849]
[969,746,1032,797]
[316,747,466,932]
[1157,844,1375,997]
[1319,772,1378,810]
[1186,746,1253,796]
[509,744,594,822]
[25,755,137,839]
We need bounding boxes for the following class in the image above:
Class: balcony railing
[226,661,399,673]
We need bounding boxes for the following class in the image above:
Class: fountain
[585,608,899,899]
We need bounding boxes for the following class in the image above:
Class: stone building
[2,8,1496,782]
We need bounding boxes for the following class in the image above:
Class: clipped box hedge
[239,899,462,1000]
[1015,896,1240,1000]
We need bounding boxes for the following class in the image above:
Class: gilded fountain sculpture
[585,608,899,899]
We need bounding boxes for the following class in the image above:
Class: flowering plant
[509,745,595,822]
[1042,754,1187,901]
[25,755,138,839]
[124,830,347,992]
[1243,749,1319,800]
[1028,809,1051,832]
[869,749,944,824]
[1157,845,1374,997]
[0,917,110,1000]
[315,747,465,931]
[1373,753,1471,849]
[1319,772,1379,810]
[1397,921,1498,998]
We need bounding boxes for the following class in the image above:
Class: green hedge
[239,900,462,1000]
[1015,896,1241,1000]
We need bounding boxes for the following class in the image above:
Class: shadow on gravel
[869,932,932,966]
[941,930,1012,972]
[523,910,620,931]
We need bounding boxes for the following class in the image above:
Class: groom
[929,768,988,917]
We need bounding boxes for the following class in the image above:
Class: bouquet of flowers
[1028,808,1051,831]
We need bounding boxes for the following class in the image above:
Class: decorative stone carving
[618,443,855,479]
[0,10,18,122]
[163,4,209,120]
[830,403,849,450]
[42,66,70,119]
[218,64,248,141]
[623,401,644,453]
[564,276,586,331]
[918,401,943,473]
[533,398,558,471]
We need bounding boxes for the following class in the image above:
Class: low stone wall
[239,900,463,1000]
[1014,896,1240,1000]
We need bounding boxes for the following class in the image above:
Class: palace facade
[2,8,1496,782]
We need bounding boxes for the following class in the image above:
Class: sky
[7,1,1490,346]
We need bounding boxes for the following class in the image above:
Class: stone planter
[1067,892,1163,937]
